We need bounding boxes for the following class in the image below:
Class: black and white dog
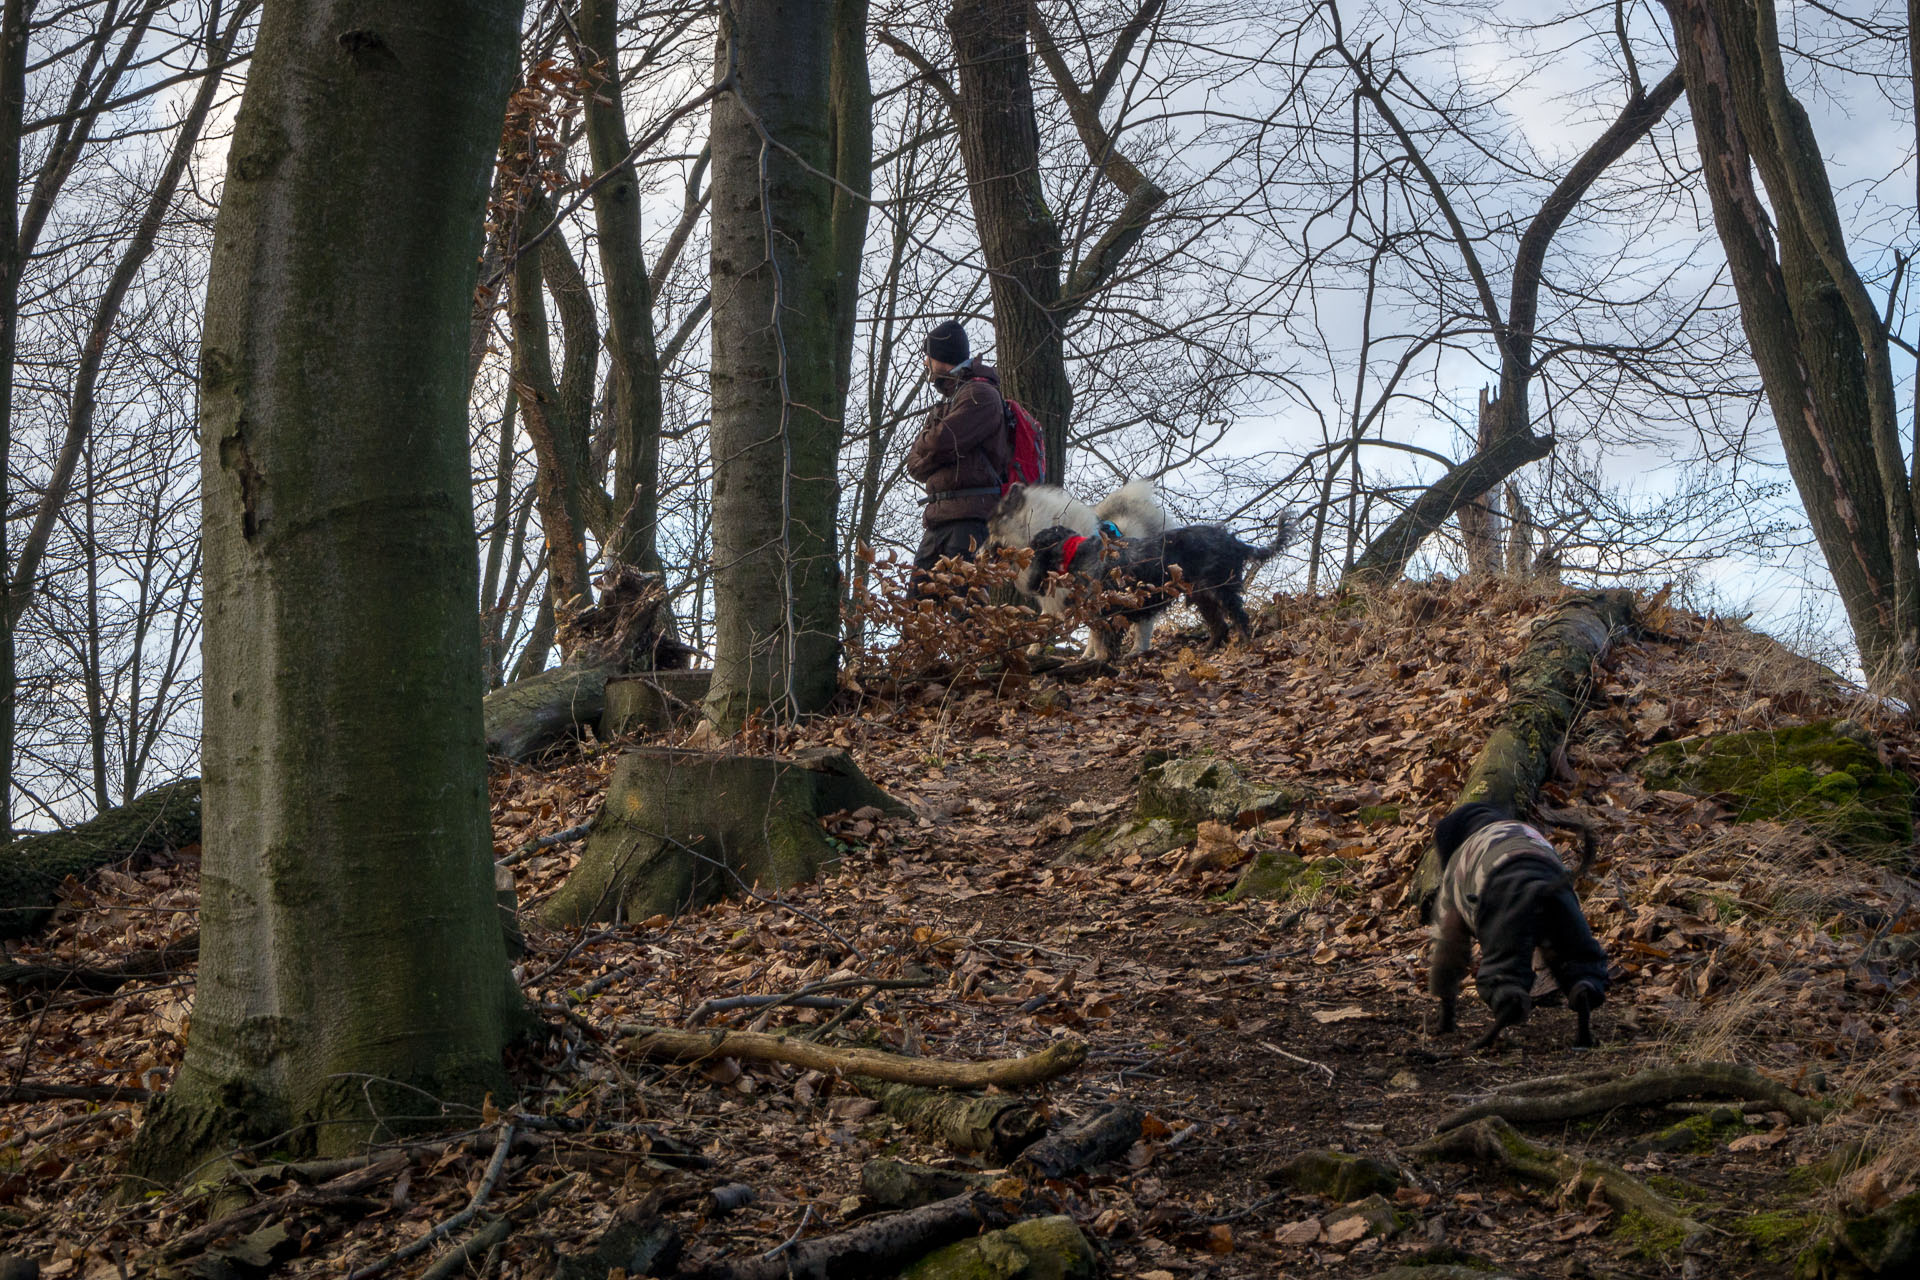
[1017,516,1296,660]
[1427,802,1610,1051]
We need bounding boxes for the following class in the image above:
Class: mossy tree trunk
[542,746,900,926]
[1410,590,1637,913]
[705,0,870,729]
[128,0,525,1182]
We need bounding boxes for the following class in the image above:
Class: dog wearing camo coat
[1427,802,1610,1051]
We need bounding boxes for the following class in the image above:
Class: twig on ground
[499,823,592,867]
[1260,1040,1335,1083]
[0,1081,153,1105]
[346,1123,515,1280]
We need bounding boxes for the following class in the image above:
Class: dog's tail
[1094,479,1168,538]
[1240,509,1300,564]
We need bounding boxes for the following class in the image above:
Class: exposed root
[1436,1062,1821,1132]
[1414,1115,1704,1242]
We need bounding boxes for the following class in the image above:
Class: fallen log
[620,1027,1086,1090]
[1413,1115,1703,1243]
[900,1214,1097,1280]
[541,747,904,926]
[1013,1102,1144,1180]
[0,932,199,1001]
[679,1189,1015,1280]
[0,778,200,940]
[854,1078,1048,1161]
[1410,590,1637,915]
[483,567,699,761]
[859,1159,993,1210]
[1437,1063,1820,1131]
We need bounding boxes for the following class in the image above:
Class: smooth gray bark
[129,0,525,1181]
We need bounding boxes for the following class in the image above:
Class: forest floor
[5,578,1920,1279]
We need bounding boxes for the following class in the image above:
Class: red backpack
[1002,399,1046,494]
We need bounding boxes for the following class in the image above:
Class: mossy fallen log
[483,661,620,761]
[0,778,201,940]
[541,746,903,925]
[1410,589,1637,914]
[860,1159,993,1210]
[899,1215,1096,1280]
[679,1190,1016,1280]
[855,1078,1048,1161]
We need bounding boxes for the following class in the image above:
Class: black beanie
[925,320,969,365]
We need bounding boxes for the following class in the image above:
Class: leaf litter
[3,578,1919,1277]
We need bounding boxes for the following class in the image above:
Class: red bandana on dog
[1059,534,1092,567]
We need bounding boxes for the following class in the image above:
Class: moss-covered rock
[1230,853,1354,904]
[1797,1191,1920,1278]
[900,1215,1097,1280]
[1636,722,1915,859]
[1268,1148,1403,1201]
[1633,1107,1749,1155]
[1138,756,1309,827]
[1356,803,1401,826]
[1732,1209,1819,1263]
[1064,816,1192,865]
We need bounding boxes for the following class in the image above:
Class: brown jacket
[907,363,1008,524]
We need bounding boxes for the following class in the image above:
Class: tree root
[855,1078,1048,1161]
[1413,1116,1704,1240]
[1436,1062,1820,1131]
[620,1026,1086,1089]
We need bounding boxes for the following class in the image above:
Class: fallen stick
[1413,1115,1704,1241]
[678,1189,1014,1280]
[853,1077,1047,1161]
[166,1152,411,1259]
[347,1123,515,1280]
[620,1026,1086,1089]
[1013,1103,1144,1181]
[1436,1063,1820,1132]
[0,1081,153,1105]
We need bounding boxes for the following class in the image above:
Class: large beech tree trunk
[542,746,900,926]
[1409,590,1637,915]
[704,0,870,727]
[1663,0,1918,688]
[129,0,525,1181]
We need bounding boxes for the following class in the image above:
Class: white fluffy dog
[986,480,1169,654]
[986,479,1167,548]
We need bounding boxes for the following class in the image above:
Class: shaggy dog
[987,479,1168,549]
[1018,516,1296,659]
[1427,802,1610,1050]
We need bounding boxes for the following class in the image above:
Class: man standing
[907,320,1009,586]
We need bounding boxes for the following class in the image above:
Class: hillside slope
[4,581,1918,1278]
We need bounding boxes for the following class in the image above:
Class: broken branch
[620,1026,1086,1089]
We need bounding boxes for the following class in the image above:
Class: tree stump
[601,670,714,737]
[541,747,903,926]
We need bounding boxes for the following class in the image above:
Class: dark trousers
[1474,857,1610,1017]
[909,518,989,597]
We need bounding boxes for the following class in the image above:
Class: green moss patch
[1636,722,1914,858]
[1733,1209,1820,1262]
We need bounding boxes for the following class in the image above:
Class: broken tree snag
[854,1078,1048,1161]
[1013,1103,1145,1180]
[620,1027,1087,1089]
[1411,589,1637,913]
[680,1190,1015,1280]
[1413,1115,1703,1241]
[0,778,200,940]
[539,746,903,926]
[483,567,700,760]
[1437,1062,1820,1132]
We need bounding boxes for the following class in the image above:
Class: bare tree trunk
[0,0,26,837]
[704,0,870,727]
[579,0,666,575]
[1458,387,1505,576]
[129,0,524,1181]
[1664,0,1918,687]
